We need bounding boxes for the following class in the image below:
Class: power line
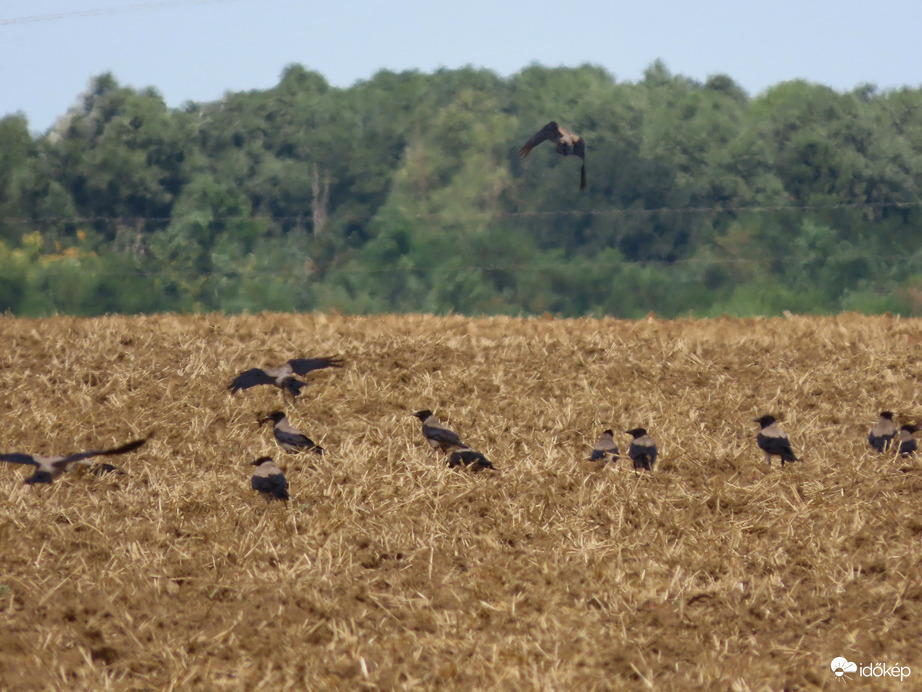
[0,0,249,27]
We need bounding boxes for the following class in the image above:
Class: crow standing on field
[754,415,799,467]
[229,356,344,398]
[868,411,897,453]
[260,411,324,455]
[626,428,657,471]
[250,456,289,503]
[412,410,469,453]
[0,438,147,484]
[897,424,920,457]
[448,449,495,472]
[518,121,587,190]
[588,429,619,463]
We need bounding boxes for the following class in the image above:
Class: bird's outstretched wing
[287,356,345,375]
[56,438,148,468]
[229,368,275,393]
[0,453,39,467]
[518,122,560,158]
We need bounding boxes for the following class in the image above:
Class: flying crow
[0,438,147,484]
[250,456,289,502]
[260,411,324,454]
[229,356,344,398]
[588,429,619,463]
[519,121,587,190]
[898,424,920,457]
[754,415,798,467]
[412,410,469,453]
[626,428,657,471]
[448,449,495,472]
[868,411,897,453]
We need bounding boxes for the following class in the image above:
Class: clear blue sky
[3,0,922,132]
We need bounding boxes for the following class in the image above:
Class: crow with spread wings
[0,438,147,484]
[519,121,586,190]
[229,356,344,398]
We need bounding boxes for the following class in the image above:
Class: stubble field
[1,312,922,690]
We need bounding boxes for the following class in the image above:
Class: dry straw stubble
[1,312,921,689]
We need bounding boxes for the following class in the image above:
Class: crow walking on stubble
[868,411,897,453]
[229,356,344,398]
[260,411,324,455]
[0,437,147,484]
[250,456,289,503]
[754,415,798,467]
[412,410,469,453]
[897,424,920,457]
[626,428,657,471]
[519,121,587,190]
[588,429,619,463]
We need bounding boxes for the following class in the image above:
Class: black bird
[519,121,587,190]
[0,438,147,484]
[898,424,920,457]
[626,428,657,471]
[448,449,495,472]
[754,415,798,467]
[260,411,324,454]
[250,456,289,502]
[868,411,897,453]
[588,429,619,463]
[229,356,344,398]
[412,410,469,453]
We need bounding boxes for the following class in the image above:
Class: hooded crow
[588,429,619,463]
[229,356,344,398]
[519,121,587,190]
[448,449,495,472]
[0,438,146,484]
[250,456,289,502]
[260,411,324,455]
[626,428,657,471]
[868,411,897,453]
[412,410,469,453]
[897,424,920,457]
[754,415,798,467]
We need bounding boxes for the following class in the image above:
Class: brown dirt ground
[1,312,921,690]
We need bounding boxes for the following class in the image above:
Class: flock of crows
[2,343,919,503]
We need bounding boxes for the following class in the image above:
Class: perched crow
[868,411,897,453]
[412,410,469,453]
[754,415,798,467]
[250,456,289,502]
[229,356,344,398]
[0,438,146,484]
[588,429,619,463]
[519,121,587,190]
[626,428,657,471]
[898,424,920,457]
[448,449,495,472]
[260,411,324,455]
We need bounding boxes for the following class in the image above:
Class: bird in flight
[260,411,324,454]
[250,456,289,503]
[519,121,586,190]
[0,438,147,484]
[229,356,344,398]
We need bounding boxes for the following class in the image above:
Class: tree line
[2,61,922,317]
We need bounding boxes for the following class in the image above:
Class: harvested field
[1,312,922,689]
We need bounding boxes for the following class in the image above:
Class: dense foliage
[2,62,922,316]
